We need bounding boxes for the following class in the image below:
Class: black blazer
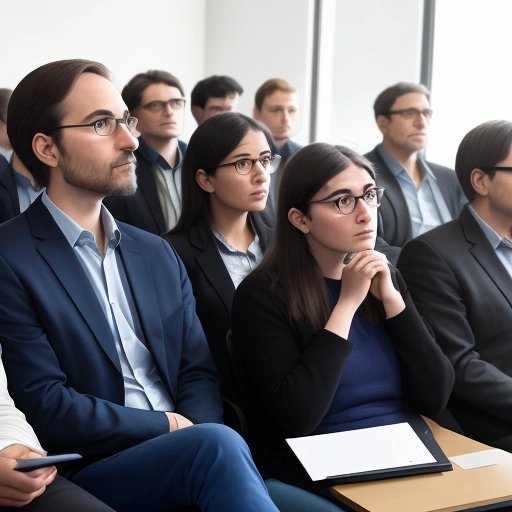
[0,155,20,224]
[365,146,467,247]
[399,206,512,451]
[231,267,454,486]
[164,214,273,399]
[104,140,187,235]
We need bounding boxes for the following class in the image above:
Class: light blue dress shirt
[213,230,263,288]
[468,205,512,278]
[13,170,43,213]
[377,145,452,237]
[41,192,174,412]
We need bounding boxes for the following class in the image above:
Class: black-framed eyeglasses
[141,98,186,112]
[307,187,385,215]
[479,166,512,173]
[386,107,433,122]
[49,112,138,137]
[217,154,280,175]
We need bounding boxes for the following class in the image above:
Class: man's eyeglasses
[307,187,385,215]
[49,112,138,137]
[479,166,512,173]
[141,99,186,112]
[386,108,433,122]
[217,154,280,175]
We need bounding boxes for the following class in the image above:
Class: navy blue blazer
[103,140,188,235]
[0,154,20,224]
[0,197,222,458]
[365,146,467,247]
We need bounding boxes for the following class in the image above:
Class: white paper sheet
[286,422,436,481]
[450,449,512,470]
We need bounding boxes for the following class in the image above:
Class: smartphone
[15,453,82,472]
[343,252,357,265]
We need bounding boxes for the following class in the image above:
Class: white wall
[204,0,315,146]
[1,0,206,139]
[321,0,424,154]
[429,0,512,168]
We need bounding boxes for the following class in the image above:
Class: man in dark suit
[398,120,512,452]
[365,82,466,248]
[0,58,278,512]
[0,153,45,224]
[104,70,188,235]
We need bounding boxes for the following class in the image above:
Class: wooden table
[330,419,512,512]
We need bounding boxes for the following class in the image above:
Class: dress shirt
[213,230,263,288]
[377,145,452,237]
[0,351,41,452]
[41,192,174,412]
[138,138,183,231]
[468,205,512,278]
[13,169,43,213]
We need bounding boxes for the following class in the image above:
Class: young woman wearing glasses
[163,112,276,400]
[230,143,454,503]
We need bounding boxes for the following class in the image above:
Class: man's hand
[0,444,56,507]
[165,413,194,432]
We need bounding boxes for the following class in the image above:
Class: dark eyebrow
[82,109,125,122]
[320,183,376,200]
[228,149,272,160]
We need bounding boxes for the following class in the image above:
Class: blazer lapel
[0,159,20,216]
[135,152,167,234]
[116,230,173,394]
[190,223,235,313]
[27,200,122,373]
[461,207,512,307]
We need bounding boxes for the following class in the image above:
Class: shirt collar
[138,138,183,170]
[12,169,39,191]
[41,191,121,249]
[467,204,502,250]
[376,144,436,181]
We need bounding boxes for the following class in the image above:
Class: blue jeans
[71,423,278,512]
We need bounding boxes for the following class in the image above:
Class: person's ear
[191,106,203,124]
[253,107,261,121]
[376,114,391,135]
[196,169,215,193]
[32,133,59,168]
[470,168,490,197]
[288,207,310,234]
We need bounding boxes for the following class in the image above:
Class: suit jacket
[398,206,512,451]
[103,140,187,235]
[164,215,273,399]
[0,154,20,224]
[0,197,222,458]
[365,146,466,247]
[231,267,454,482]
[262,139,303,225]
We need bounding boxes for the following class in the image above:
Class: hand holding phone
[15,453,82,472]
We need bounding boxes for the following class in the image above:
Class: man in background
[104,70,187,234]
[253,78,301,166]
[399,120,512,451]
[365,82,465,248]
[191,75,243,125]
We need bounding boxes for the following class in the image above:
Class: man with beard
[0,59,278,512]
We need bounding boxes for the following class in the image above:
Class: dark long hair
[257,143,380,330]
[171,112,273,233]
